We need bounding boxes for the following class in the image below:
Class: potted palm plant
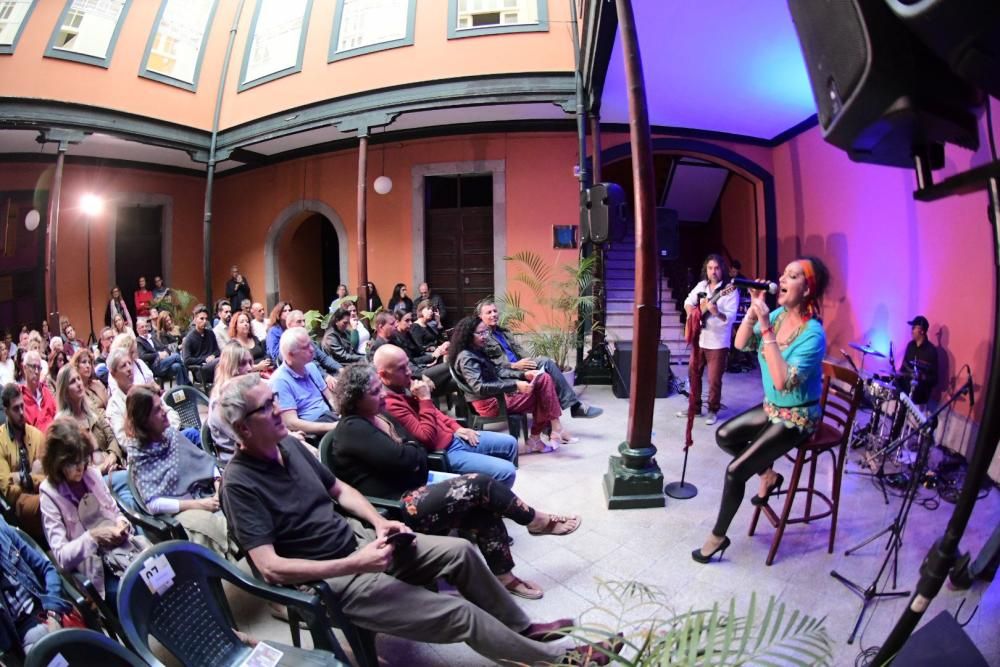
[497,250,597,379]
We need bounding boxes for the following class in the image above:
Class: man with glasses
[270,328,338,441]
[0,383,47,541]
[18,351,56,434]
[216,373,620,666]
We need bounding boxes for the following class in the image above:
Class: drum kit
[846,342,933,479]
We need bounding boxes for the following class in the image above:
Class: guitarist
[677,254,739,425]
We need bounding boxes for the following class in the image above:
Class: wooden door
[115,205,162,311]
[424,175,494,323]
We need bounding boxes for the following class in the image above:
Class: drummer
[896,315,938,405]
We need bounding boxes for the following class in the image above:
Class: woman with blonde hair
[53,365,126,483]
[155,311,181,352]
[69,348,108,411]
[227,310,271,375]
[208,342,256,464]
[109,332,155,388]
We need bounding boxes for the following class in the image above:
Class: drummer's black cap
[907,315,929,331]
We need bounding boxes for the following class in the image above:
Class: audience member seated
[0,516,73,656]
[208,343,256,465]
[0,343,13,385]
[182,304,221,385]
[348,303,371,354]
[39,321,53,353]
[39,418,150,604]
[213,299,232,347]
[322,307,365,365]
[367,311,399,359]
[154,311,181,353]
[134,276,153,318]
[228,310,272,376]
[411,299,445,351]
[450,317,569,453]
[388,283,414,316]
[265,301,292,363]
[24,332,49,383]
[103,348,191,452]
[284,310,341,381]
[270,328,338,440]
[60,323,84,356]
[329,363,579,600]
[374,345,516,486]
[477,299,602,419]
[250,302,268,341]
[216,373,617,666]
[148,307,160,334]
[45,347,69,396]
[392,310,452,393]
[127,386,234,559]
[105,287,133,331]
[110,333,156,389]
[418,282,447,326]
[136,317,190,386]
[19,351,56,434]
[53,365,131,504]
[70,349,108,412]
[0,384,47,541]
[94,326,114,371]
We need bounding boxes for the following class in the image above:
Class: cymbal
[849,342,886,358]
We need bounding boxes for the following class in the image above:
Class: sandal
[525,436,557,454]
[528,514,582,536]
[503,575,544,600]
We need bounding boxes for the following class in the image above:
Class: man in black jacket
[181,305,220,385]
[225,265,251,313]
[135,317,189,385]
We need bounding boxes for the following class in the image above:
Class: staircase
[602,236,689,366]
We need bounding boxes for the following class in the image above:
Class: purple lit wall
[771,98,1000,430]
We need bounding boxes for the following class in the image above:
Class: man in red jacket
[19,351,55,434]
[374,345,517,487]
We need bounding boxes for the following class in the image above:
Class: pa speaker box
[787,0,979,168]
[611,341,671,399]
[891,611,988,667]
[656,208,679,260]
[588,182,627,244]
[887,0,1000,99]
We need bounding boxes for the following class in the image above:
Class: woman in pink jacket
[39,418,148,602]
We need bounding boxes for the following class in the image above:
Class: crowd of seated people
[0,274,620,664]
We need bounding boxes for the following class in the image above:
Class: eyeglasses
[24,363,41,372]
[244,393,278,420]
[474,329,489,338]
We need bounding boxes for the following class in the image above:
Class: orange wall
[0,162,204,338]
[1,1,574,131]
[213,131,582,323]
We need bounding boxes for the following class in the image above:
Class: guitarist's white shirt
[683,280,740,350]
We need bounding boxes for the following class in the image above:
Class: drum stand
[847,396,896,504]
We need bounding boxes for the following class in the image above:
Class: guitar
[684,282,736,344]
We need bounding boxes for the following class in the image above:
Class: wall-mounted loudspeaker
[787,0,980,168]
[586,182,627,245]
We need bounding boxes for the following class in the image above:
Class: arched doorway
[264,199,348,311]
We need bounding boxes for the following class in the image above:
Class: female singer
[693,257,829,564]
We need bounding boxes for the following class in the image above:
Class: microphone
[732,278,778,294]
[840,349,860,375]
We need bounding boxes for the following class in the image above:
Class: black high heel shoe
[750,473,784,507]
[691,536,731,564]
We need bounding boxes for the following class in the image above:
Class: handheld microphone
[732,278,778,294]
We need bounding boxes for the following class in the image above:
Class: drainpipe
[569,0,589,371]
[45,142,67,337]
[203,0,247,307]
[357,133,369,308]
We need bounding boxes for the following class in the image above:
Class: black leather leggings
[711,404,812,537]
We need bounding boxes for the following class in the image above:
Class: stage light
[81,193,103,216]
[374,175,393,195]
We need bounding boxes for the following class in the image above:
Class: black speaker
[888,0,1000,99]
[656,208,679,260]
[611,341,671,399]
[579,189,591,242]
[787,0,980,168]
[587,182,626,244]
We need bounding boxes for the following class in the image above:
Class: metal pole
[86,218,95,344]
[590,114,606,350]
[45,143,67,337]
[357,134,369,309]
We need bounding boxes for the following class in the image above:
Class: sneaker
[570,402,603,418]
[705,411,719,425]
[676,408,702,418]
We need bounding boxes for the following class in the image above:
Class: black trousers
[711,404,812,537]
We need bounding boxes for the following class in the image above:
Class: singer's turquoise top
[746,307,827,432]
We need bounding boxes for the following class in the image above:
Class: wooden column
[45,143,67,337]
[356,133,369,308]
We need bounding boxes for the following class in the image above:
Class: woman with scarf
[692,257,829,564]
[39,418,149,603]
[126,386,234,559]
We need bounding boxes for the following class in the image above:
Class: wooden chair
[749,361,864,565]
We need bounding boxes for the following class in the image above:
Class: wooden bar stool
[749,361,864,565]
